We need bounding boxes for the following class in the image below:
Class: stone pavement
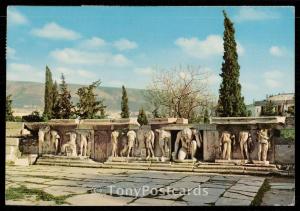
[4,165,291,206]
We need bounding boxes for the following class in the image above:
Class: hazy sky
[6,6,295,104]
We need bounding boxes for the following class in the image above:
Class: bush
[22,111,44,122]
[280,129,295,141]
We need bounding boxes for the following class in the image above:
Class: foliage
[43,66,53,119]
[51,81,60,119]
[262,100,276,116]
[145,65,215,121]
[203,109,210,123]
[280,129,295,141]
[287,106,294,116]
[6,95,14,121]
[5,185,71,205]
[22,111,44,122]
[75,80,107,119]
[137,107,148,125]
[217,10,247,117]
[120,85,130,118]
[247,110,252,117]
[56,74,74,119]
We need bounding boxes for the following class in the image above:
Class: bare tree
[145,65,216,122]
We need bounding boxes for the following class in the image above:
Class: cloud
[50,48,131,66]
[31,22,81,40]
[175,35,244,59]
[113,39,138,51]
[6,46,17,59]
[263,70,284,88]
[79,37,107,49]
[7,7,29,25]
[234,7,280,23]
[269,46,284,57]
[7,63,43,82]
[134,67,155,76]
[50,66,97,84]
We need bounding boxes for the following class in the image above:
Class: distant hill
[6,80,148,115]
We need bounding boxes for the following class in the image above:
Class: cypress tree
[76,80,107,119]
[203,109,210,123]
[217,11,247,117]
[6,95,14,121]
[43,66,53,119]
[58,74,74,119]
[51,81,60,118]
[120,85,129,118]
[137,107,148,125]
[263,100,276,116]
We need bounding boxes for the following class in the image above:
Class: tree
[217,11,247,117]
[145,65,215,122]
[137,107,148,125]
[262,100,276,116]
[51,81,60,118]
[6,95,14,121]
[43,66,53,119]
[57,74,74,119]
[76,80,107,119]
[203,109,210,123]
[22,110,44,122]
[120,85,130,118]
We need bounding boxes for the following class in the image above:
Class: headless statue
[156,129,171,158]
[62,132,77,157]
[172,128,201,161]
[80,133,89,157]
[257,129,270,162]
[219,131,235,160]
[111,131,119,157]
[120,130,137,157]
[239,131,250,160]
[144,130,155,159]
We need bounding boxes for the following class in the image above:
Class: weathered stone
[65,193,134,206]
[44,179,83,187]
[129,198,175,206]
[275,145,295,164]
[215,197,252,206]
[43,185,88,196]
[223,191,254,200]
[6,129,22,137]
[180,175,210,183]
[182,193,220,205]
[155,193,183,200]
[269,183,295,190]
[229,184,260,193]
[6,138,20,146]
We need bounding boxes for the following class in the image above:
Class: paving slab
[261,189,295,206]
[66,193,134,206]
[128,198,175,206]
[182,193,220,205]
[229,184,260,193]
[215,197,252,206]
[179,175,211,183]
[223,191,254,201]
[43,185,88,197]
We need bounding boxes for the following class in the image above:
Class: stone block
[275,145,294,164]
[6,122,24,129]
[148,118,177,125]
[6,129,22,137]
[6,138,20,146]
[215,197,252,206]
[176,118,188,124]
[14,158,29,166]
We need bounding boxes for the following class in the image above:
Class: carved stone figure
[38,126,50,155]
[62,132,77,157]
[144,130,155,159]
[257,129,270,162]
[50,130,60,155]
[111,131,119,157]
[219,131,235,160]
[172,128,201,161]
[79,133,89,157]
[156,129,171,158]
[120,130,137,157]
[239,131,250,160]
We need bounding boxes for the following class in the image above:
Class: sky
[6,6,295,104]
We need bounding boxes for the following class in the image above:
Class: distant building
[253,93,294,117]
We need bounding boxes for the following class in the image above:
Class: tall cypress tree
[217,11,247,117]
[51,81,60,118]
[120,85,129,118]
[43,66,53,119]
[58,74,73,119]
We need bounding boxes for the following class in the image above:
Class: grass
[251,180,271,206]
[5,185,73,205]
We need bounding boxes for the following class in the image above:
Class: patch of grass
[5,185,73,205]
[251,180,271,206]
